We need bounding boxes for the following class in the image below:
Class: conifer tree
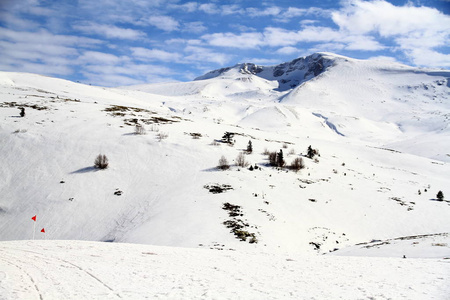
[437,190,444,201]
[247,140,253,153]
[277,149,285,168]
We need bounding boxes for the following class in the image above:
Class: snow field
[0,240,449,300]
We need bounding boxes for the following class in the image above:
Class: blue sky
[0,0,449,86]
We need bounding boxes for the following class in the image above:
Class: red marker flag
[41,228,45,233]
[31,215,36,221]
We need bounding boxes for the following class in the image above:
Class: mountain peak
[195,52,341,91]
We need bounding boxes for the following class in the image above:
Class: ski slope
[0,240,449,300]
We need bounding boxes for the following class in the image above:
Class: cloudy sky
[0,0,449,87]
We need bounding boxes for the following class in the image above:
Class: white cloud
[279,7,331,20]
[246,6,281,17]
[184,45,232,65]
[343,35,385,51]
[198,3,220,14]
[147,15,179,32]
[221,5,242,15]
[131,47,182,62]
[78,51,125,65]
[332,0,449,36]
[201,32,264,49]
[0,12,39,29]
[182,22,207,34]
[0,27,102,47]
[248,57,281,65]
[276,46,300,55]
[73,23,146,40]
[404,48,450,68]
[332,0,450,66]
[169,2,198,13]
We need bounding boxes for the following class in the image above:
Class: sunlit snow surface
[0,240,449,300]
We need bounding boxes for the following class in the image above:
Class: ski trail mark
[0,255,43,300]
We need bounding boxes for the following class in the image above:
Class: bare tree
[236,152,249,167]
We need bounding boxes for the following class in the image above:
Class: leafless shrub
[150,125,160,132]
[236,152,249,167]
[157,132,168,141]
[282,143,288,149]
[218,155,230,170]
[94,154,109,169]
[288,148,296,155]
[268,151,277,167]
[134,124,146,135]
[290,157,305,171]
[263,148,270,155]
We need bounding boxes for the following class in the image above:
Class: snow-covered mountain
[195,52,337,91]
[1,53,449,255]
[1,52,450,298]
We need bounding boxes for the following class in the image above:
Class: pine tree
[437,190,444,201]
[307,145,315,159]
[247,140,253,153]
[222,132,234,144]
[276,149,285,168]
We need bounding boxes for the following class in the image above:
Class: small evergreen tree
[222,132,234,144]
[246,140,253,153]
[19,107,25,117]
[276,149,285,168]
[437,190,444,201]
[307,145,315,159]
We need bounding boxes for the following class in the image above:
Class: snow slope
[1,53,449,257]
[1,240,449,300]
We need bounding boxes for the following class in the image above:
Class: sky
[0,0,449,87]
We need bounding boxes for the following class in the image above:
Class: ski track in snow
[0,240,449,300]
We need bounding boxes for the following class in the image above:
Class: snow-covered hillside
[1,53,449,258]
